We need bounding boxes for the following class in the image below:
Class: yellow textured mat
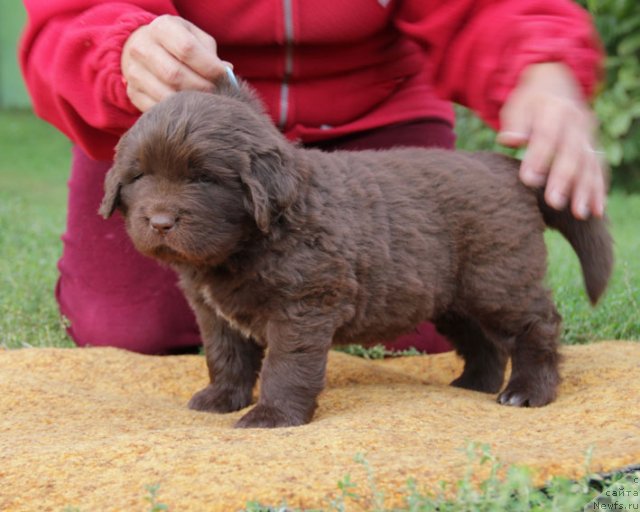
[1,341,638,511]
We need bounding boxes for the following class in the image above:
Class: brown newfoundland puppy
[100,82,612,428]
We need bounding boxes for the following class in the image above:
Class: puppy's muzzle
[149,213,178,235]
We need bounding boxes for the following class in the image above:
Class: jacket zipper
[279,0,294,129]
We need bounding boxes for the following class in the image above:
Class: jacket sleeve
[393,0,603,130]
[20,1,179,160]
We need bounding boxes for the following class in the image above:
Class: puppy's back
[307,148,546,343]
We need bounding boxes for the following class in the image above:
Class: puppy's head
[100,85,301,267]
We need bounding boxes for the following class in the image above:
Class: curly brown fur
[100,86,613,428]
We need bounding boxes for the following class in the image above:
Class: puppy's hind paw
[234,404,309,429]
[497,379,556,408]
[188,384,251,413]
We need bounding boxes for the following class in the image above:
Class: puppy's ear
[99,163,123,219]
[241,148,299,233]
[215,74,267,116]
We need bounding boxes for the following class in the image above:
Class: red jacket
[20,0,601,161]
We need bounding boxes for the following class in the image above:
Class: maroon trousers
[57,119,455,354]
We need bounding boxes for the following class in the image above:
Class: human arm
[394,0,605,218]
[20,1,225,160]
[497,62,605,219]
[121,15,230,113]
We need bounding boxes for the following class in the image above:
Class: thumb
[496,94,532,147]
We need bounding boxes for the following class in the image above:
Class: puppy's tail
[537,190,613,305]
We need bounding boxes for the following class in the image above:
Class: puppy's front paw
[234,404,309,429]
[188,384,251,413]
[497,378,556,407]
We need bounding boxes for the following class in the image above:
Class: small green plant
[144,484,169,512]
[334,344,421,360]
[243,503,294,512]
[328,453,387,512]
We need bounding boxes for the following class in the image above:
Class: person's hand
[497,63,606,219]
[121,15,231,112]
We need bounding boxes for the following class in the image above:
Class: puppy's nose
[149,214,176,234]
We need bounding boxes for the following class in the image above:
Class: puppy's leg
[496,292,561,407]
[235,318,334,428]
[435,312,507,393]
[468,284,561,407]
[187,296,264,413]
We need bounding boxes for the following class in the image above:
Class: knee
[57,280,201,354]
[66,311,176,354]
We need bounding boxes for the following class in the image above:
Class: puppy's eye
[189,174,217,185]
[130,173,144,183]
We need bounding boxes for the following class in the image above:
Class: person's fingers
[124,30,215,100]
[122,15,231,106]
[569,153,599,219]
[149,16,226,83]
[498,63,607,219]
[497,92,531,147]
[581,148,607,218]
[125,86,157,113]
[543,120,588,212]
[542,102,601,216]
[184,21,218,60]
[142,40,215,92]
[183,23,233,85]
[519,101,566,189]
[123,56,175,103]
[592,153,607,217]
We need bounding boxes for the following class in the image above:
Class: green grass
[0,109,73,348]
[0,109,639,349]
[242,445,640,511]
[547,194,640,344]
